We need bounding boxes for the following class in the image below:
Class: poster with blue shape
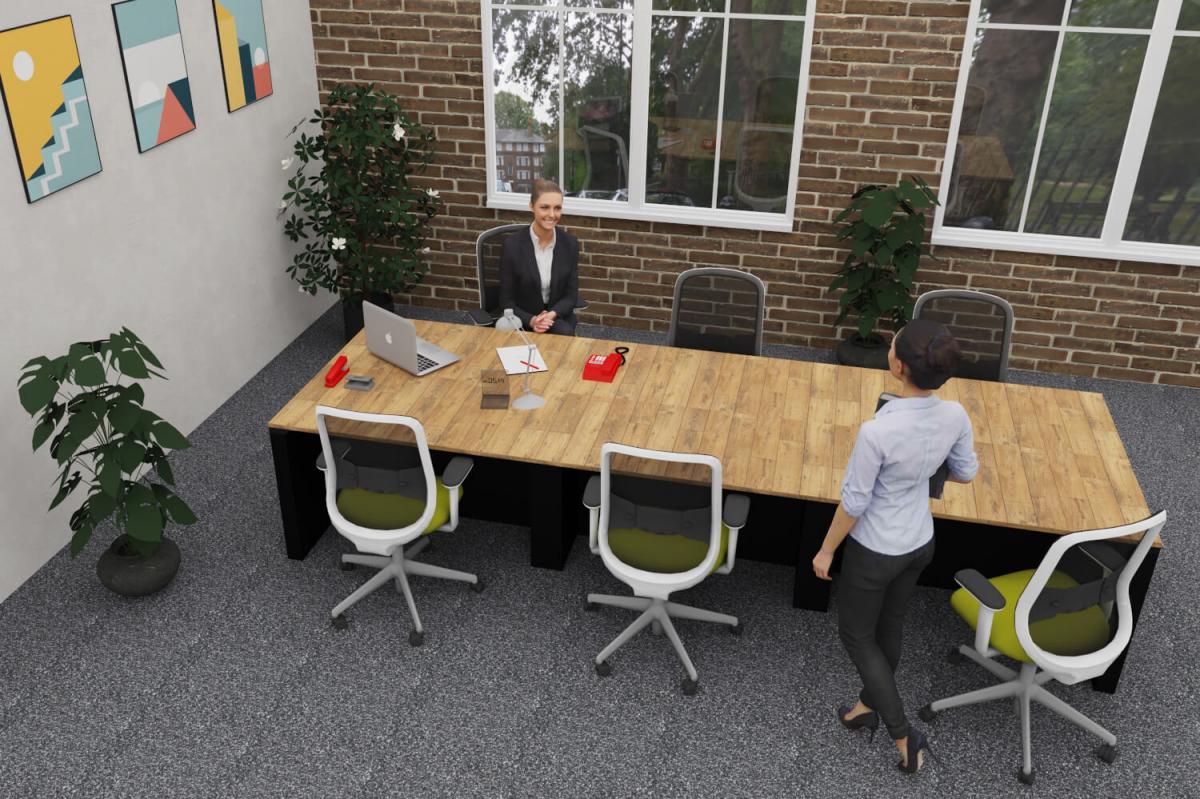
[212,0,272,112]
[0,16,103,203]
[113,0,196,153]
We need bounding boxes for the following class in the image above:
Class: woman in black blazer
[498,180,580,335]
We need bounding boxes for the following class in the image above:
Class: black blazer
[498,226,580,329]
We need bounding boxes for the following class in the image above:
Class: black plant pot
[342,291,394,340]
[96,535,181,597]
[835,335,890,370]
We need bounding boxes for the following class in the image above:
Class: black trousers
[837,536,935,740]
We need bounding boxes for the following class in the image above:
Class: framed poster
[211,0,272,112]
[113,0,196,153]
[0,16,102,203]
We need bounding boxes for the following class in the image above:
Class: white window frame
[933,0,1200,267]
[481,0,816,233]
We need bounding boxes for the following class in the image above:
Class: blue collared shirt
[840,394,979,556]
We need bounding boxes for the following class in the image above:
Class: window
[483,0,816,232]
[936,0,1200,266]
[518,170,531,180]
[518,156,531,166]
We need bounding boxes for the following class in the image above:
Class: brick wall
[308,0,1200,388]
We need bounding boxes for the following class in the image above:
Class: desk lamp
[496,308,545,411]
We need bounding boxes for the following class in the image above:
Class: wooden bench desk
[268,320,1157,692]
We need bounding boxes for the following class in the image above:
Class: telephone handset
[325,355,349,387]
[582,347,629,383]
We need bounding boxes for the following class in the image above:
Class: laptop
[364,302,460,376]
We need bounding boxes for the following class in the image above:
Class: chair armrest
[441,456,474,488]
[1079,541,1126,572]
[954,569,1005,611]
[722,494,751,530]
[582,475,601,509]
[315,441,352,473]
[467,308,495,326]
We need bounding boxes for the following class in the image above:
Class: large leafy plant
[17,330,197,557]
[281,83,441,300]
[830,178,939,342]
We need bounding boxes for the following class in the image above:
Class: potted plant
[829,177,939,369]
[17,329,197,596]
[280,83,442,338]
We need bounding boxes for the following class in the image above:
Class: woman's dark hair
[894,319,960,390]
[530,179,563,205]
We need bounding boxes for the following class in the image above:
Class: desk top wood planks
[269,320,1151,538]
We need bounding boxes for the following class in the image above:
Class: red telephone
[582,347,629,383]
[324,355,349,387]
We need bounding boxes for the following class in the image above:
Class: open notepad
[496,345,548,376]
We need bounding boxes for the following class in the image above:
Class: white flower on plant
[421,247,431,254]
[427,188,440,199]
[279,200,288,210]
[392,123,406,142]
[331,237,347,251]
[281,157,294,170]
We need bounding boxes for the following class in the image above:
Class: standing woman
[498,179,580,335]
[812,319,979,774]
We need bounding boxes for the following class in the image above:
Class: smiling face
[530,192,563,235]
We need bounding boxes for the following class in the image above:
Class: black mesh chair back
[668,268,766,357]
[913,289,1014,382]
[473,224,526,324]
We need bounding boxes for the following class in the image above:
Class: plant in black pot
[280,83,441,339]
[829,177,939,369]
[17,329,197,596]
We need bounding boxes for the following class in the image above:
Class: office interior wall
[0,0,331,602]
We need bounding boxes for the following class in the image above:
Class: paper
[496,345,548,375]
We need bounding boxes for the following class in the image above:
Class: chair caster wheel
[946,647,965,665]
[339,560,355,571]
[918,704,937,723]
[681,677,699,696]
[470,578,485,593]
[595,661,612,677]
[1097,744,1118,764]
[331,616,348,630]
[729,622,743,636]
[585,601,599,612]
[1017,768,1035,785]
[409,630,424,647]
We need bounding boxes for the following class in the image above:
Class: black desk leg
[269,428,328,560]
[1091,545,1160,694]
[528,464,576,569]
[795,502,835,611]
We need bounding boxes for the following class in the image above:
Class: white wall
[0,0,331,602]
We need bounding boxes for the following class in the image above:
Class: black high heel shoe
[837,705,879,743]
[898,728,933,774]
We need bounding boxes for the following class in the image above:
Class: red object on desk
[324,355,349,387]
[582,353,621,383]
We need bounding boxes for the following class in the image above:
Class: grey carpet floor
[1,303,1197,799]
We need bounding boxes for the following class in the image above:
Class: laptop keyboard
[417,354,440,373]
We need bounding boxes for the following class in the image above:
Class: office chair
[315,405,482,646]
[913,288,1014,382]
[919,511,1166,784]
[469,224,589,327]
[582,443,751,694]
[667,267,766,356]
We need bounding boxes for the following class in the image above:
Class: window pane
[653,0,724,12]
[1025,32,1147,237]
[1181,0,1200,30]
[978,0,1066,25]
[1068,0,1155,29]
[647,15,724,209]
[564,0,632,7]
[563,12,633,201]
[943,29,1057,231]
[729,0,807,14]
[714,18,803,212]
[1124,37,1200,246]
[491,9,559,195]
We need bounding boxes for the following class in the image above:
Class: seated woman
[498,179,580,335]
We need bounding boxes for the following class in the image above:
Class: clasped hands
[530,310,557,334]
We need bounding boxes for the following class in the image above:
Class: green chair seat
[608,525,729,574]
[336,483,455,535]
[950,569,1111,664]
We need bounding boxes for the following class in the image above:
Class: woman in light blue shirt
[812,319,979,774]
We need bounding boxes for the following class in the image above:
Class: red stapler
[325,355,349,387]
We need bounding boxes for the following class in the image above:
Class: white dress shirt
[840,395,979,556]
[529,225,556,305]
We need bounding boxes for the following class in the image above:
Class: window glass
[564,11,633,201]
[491,8,559,195]
[654,0,723,11]
[730,0,807,13]
[1181,0,1200,29]
[978,0,1066,25]
[1068,0,1156,29]
[1124,37,1200,246]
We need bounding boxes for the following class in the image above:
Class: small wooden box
[480,368,509,409]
